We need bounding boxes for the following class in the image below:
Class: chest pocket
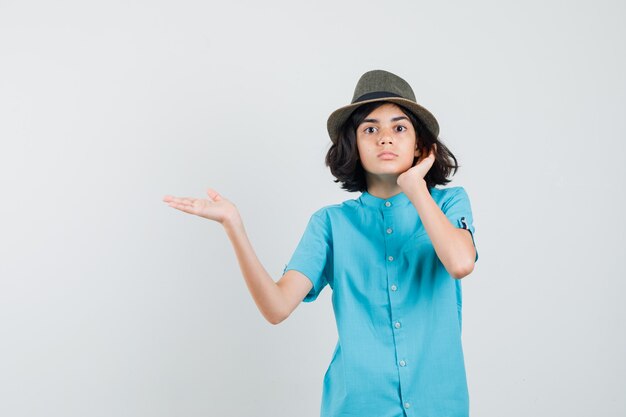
[400,230,431,254]
[399,231,441,289]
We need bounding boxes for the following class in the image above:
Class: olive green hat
[326,69,440,144]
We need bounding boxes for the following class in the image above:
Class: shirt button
[394,321,401,329]
[404,402,411,409]
[390,284,397,291]
[388,255,394,261]
[399,360,406,366]
[385,201,391,207]
[386,227,393,234]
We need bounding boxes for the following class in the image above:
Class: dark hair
[325,100,460,193]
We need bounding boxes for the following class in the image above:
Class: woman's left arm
[403,180,476,279]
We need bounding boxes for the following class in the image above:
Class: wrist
[222,210,243,232]
[399,177,426,193]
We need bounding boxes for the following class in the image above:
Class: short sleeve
[442,187,479,262]
[282,210,332,303]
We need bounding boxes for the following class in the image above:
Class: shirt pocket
[400,229,430,252]
[399,231,436,285]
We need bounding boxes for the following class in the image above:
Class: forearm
[222,213,286,324]
[404,181,474,278]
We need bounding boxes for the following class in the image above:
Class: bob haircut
[325,100,460,193]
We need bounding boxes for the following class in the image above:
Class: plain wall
[1,1,625,416]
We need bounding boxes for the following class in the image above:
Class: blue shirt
[283,186,479,417]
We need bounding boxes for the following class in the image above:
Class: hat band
[353,91,403,104]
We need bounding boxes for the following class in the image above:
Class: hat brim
[326,97,440,144]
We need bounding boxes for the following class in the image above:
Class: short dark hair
[325,100,460,193]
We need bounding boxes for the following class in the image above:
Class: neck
[365,174,403,200]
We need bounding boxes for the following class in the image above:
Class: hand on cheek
[398,144,437,190]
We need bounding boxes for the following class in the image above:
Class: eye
[364,126,376,134]
[396,125,407,132]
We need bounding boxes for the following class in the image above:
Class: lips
[378,152,398,159]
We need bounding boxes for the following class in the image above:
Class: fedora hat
[326,69,439,144]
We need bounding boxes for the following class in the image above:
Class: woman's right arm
[222,213,313,325]
[163,188,312,325]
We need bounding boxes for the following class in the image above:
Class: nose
[378,128,394,145]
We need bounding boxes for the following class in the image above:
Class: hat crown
[351,69,416,104]
[326,69,440,144]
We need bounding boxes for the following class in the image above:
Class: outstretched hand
[397,143,437,190]
[162,188,238,225]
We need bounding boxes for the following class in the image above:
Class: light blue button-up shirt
[284,186,478,417]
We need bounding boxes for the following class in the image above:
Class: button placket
[382,200,410,413]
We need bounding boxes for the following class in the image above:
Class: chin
[368,169,408,178]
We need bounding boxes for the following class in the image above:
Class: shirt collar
[359,190,412,208]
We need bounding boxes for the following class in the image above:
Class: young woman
[163,69,479,417]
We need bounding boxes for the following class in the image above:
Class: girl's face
[356,103,420,179]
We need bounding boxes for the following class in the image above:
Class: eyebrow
[361,116,410,124]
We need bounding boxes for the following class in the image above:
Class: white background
[1,1,625,416]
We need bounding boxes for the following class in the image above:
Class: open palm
[163,188,237,225]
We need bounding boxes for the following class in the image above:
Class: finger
[181,197,196,205]
[168,203,195,215]
[163,195,190,203]
[167,201,199,215]
[206,188,223,202]
[166,196,196,207]
[163,195,185,204]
